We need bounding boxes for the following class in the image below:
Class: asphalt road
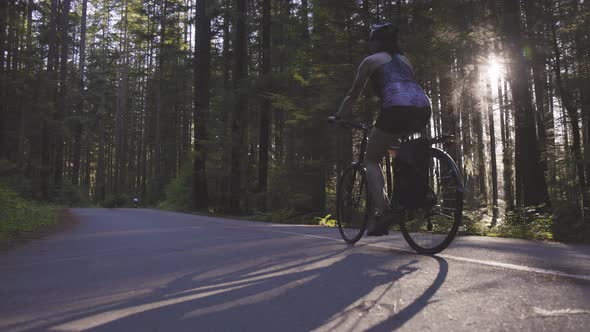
[1,208,589,332]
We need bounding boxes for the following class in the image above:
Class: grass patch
[0,186,59,244]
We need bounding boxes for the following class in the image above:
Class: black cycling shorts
[375,106,432,135]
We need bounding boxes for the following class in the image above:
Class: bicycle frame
[384,146,466,203]
[330,117,465,206]
[330,117,465,253]
[357,126,371,166]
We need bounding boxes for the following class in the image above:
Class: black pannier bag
[394,137,433,209]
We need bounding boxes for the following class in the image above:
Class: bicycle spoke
[337,167,369,244]
[430,210,454,220]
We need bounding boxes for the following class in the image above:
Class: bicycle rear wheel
[399,148,463,254]
[336,165,370,244]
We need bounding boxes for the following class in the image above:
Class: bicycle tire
[399,148,463,254]
[336,164,370,244]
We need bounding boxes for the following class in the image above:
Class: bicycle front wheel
[336,165,370,244]
[400,148,463,254]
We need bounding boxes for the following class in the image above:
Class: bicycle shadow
[367,255,448,332]
[40,248,448,332]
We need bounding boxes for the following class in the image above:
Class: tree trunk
[229,0,248,213]
[55,0,71,186]
[461,83,474,198]
[498,77,514,213]
[257,0,271,210]
[73,0,88,186]
[96,115,106,202]
[193,0,210,209]
[0,0,7,160]
[219,0,231,199]
[115,0,129,193]
[439,61,460,169]
[501,0,550,211]
[501,76,515,211]
[474,69,487,203]
[17,0,34,167]
[583,88,590,219]
[487,71,499,224]
[301,0,310,40]
[154,0,167,199]
[0,0,5,72]
[524,0,551,194]
[548,3,586,205]
[574,1,590,218]
[39,0,60,198]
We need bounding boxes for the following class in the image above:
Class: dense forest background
[1,0,589,240]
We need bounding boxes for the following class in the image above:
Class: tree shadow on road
[10,235,450,332]
[36,249,448,332]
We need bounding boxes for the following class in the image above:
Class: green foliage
[493,209,554,241]
[316,214,337,227]
[47,183,92,207]
[551,202,590,243]
[460,207,554,241]
[0,186,58,242]
[267,161,325,213]
[0,160,35,199]
[102,193,130,208]
[459,209,489,236]
[0,160,90,206]
[160,156,194,212]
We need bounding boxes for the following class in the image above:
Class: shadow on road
[27,247,448,332]
[367,256,448,332]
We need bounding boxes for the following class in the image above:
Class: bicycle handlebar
[327,116,371,130]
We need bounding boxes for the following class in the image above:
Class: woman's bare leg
[365,127,396,215]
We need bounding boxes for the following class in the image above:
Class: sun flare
[487,56,503,82]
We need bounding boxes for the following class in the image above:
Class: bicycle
[329,117,464,254]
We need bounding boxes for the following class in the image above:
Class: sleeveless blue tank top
[371,54,431,110]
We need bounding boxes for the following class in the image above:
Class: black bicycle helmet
[369,22,398,42]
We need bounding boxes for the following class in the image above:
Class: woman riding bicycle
[332,23,432,236]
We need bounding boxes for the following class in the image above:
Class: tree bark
[501,0,550,211]
[498,76,515,213]
[154,0,167,198]
[474,68,487,203]
[257,0,271,210]
[55,0,71,185]
[524,0,552,193]
[39,0,60,198]
[193,0,210,209]
[0,0,6,160]
[114,0,129,193]
[439,61,460,169]
[229,0,248,213]
[487,70,499,224]
[96,113,106,202]
[73,0,88,186]
[548,3,586,203]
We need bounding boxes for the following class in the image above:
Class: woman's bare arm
[335,53,391,118]
[335,58,373,118]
